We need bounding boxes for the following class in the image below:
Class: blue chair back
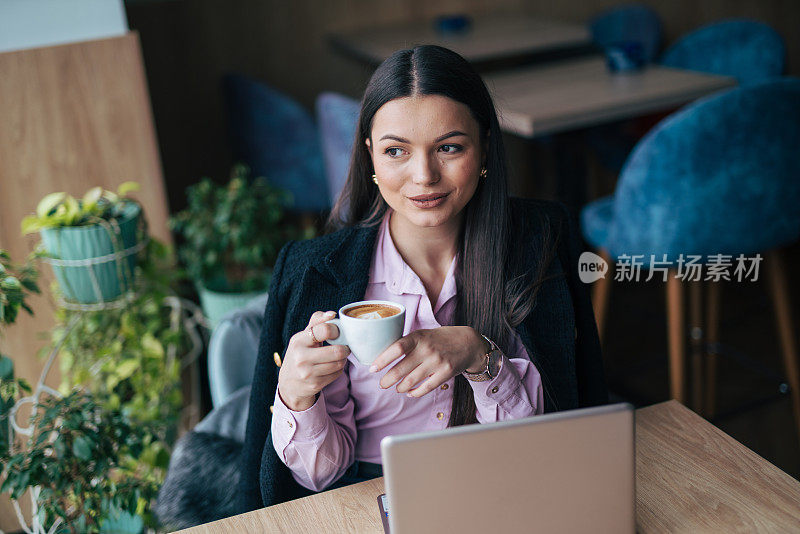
[661,19,785,86]
[207,293,267,408]
[315,92,360,205]
[223,74,329,211]
[607,78,800,258]
[589,3,662,62]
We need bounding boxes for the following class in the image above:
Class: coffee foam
[344,303,401,319]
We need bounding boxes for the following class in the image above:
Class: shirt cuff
[466,354,534,413]
[272,389,330,452]
[467,354,520,404]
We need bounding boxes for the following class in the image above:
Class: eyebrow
[378,130,468,143]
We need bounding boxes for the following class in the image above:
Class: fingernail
[368,365,377,373]
[406,393,414,398]
[325,311,336,317]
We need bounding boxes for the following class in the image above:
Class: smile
[408,192,450,208]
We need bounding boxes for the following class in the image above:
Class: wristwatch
[462,334,502,382]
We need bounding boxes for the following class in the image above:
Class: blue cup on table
[604,41,646,72]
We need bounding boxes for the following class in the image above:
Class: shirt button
[436,412,444,420]
[288,420,293,428]
[269,405,274,414]
[440,384,449,391]
[491,386,499,394]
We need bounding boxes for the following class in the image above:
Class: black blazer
[238,198,607,513]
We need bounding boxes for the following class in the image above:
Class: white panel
[0,0,128,53]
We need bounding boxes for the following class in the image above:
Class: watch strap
[463,334,500,382]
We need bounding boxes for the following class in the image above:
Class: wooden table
[329,13,591,66]
[484,56,736,138]
[178,401,800,533]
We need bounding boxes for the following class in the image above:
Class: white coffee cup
[326,300,406,365]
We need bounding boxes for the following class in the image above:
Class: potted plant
[21,182,144,305]
[0,243,200,532]
[0,249,40,460]
[1,389,159,533]
[0,250,149,533]
[50,238,187,451]
[170,164,302,325]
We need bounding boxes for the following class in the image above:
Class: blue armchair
[156,295,267,529]
[661,19,785,86]
[581,78,800,437]
[224,74,329,212]
[316,92,360,207]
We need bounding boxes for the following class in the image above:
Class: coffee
[344,303,401,320]
[327,300,406,364]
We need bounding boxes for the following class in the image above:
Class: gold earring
[480,167,487,179]
[372,174,378,185]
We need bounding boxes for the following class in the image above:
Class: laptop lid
[380,403,634,534]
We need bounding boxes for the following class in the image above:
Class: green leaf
[141,333,164,359]
[82,186,103,210]
[115,359,139,380]
[17,378,31,392]
[62,195,80,225]
[0,355,13,379]
[73,435,92,461]
[20,215,44,235]
[36,192,66,219]
[117,181,140,196]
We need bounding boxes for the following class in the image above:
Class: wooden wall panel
[0,32,169,530]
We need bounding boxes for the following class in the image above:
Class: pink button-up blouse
[271,212,544,491]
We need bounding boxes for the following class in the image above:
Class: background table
[329,13,591,66]
[178,401,800,533]
[484,56,737,138]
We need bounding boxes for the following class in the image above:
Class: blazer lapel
[285,225,379,339]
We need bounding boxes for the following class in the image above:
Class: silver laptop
[380,403,634,534]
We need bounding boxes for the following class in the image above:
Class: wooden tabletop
[178,401,800,533]
[484,56,736,138]
[636,401,800,532]
[329,13,590,66]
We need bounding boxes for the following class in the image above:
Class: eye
[439,144,463,154]
[384,147,406,158]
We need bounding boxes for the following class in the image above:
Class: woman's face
[367,94,484,232]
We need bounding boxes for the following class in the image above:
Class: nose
[410,152,440,185]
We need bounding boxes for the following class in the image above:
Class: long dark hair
[327,45,552,426]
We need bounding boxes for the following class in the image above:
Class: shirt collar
[369,211,459,310]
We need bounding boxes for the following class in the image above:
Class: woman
[240,45,606,512]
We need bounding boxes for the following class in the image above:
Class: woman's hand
[369,326,488,397]
[277,311,351,411]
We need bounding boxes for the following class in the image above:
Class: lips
[407,192,450,209]
[409,193,449,201]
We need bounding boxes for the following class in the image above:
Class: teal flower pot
[197,283,267,328]
[40,202,142,304]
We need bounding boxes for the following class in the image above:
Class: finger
[312,359,348,376]
[379,355,423,389]
[309,344,350,364]
[306,310,336,329]
[309,322,341,344]
[370,335,417,373]
[406,371,450,398]
[304,314,338,347]
[395,362,433,394]
[295,344,348,366]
